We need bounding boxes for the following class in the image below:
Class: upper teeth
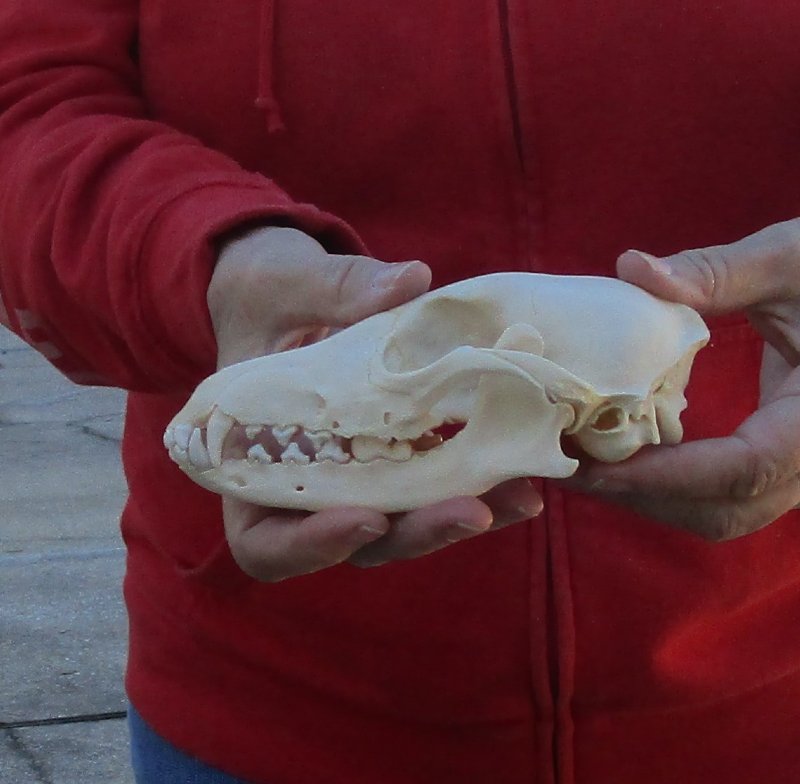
[165,418,454,471]
[206,408,234,467]
[273,425,298,447]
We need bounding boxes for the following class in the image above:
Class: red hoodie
[2,2,800,782]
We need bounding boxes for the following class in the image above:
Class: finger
[223,497,390,582]
[279,254,432,329]
[576,388,800,502]
[478,478,544,529]
[317,255,433,326]
[601,479,800,542]
[347,496,493,568]
[616,219,800,314]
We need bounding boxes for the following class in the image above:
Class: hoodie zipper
[497,0,526,172]
[256,0,286,133]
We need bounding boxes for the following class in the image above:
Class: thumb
[616,220,800,316]
[318,255,432,326]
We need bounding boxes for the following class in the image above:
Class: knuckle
[729,436,780,500]
[695,508,748,543]
[674,249,719,302]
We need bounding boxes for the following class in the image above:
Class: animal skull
[165,273,709,512]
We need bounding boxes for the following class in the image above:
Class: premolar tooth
[280,442,310,464]
[247,444,273,464]
[188,428,212,469]
[273,425,298,447]
[317,440,350,464]
[206,408,234,467]
[306,430,333,451]
[174,424,192,450]
[245,424,264,440]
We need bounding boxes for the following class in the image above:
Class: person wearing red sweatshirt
[2,2,800,782]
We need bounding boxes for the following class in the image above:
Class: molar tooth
[352,435,412,463]
[206,408,234,467]
[351,436,388,463]
[273,425,298,447]
[384,440,413,462]
[280,442,310,464]
[188,428,212,470]
[316,440,350,464]
[173,423,192,451]
[245,425,264,440]
[247,444,273,464]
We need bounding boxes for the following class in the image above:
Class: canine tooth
[188,428,212,469]
[174,424,192,450]
[316,441,350,464]
[245,425,264,440]
[280,442,310,464]
[247,444,273,464]
[163,428,176,450]
[273,425,298,447]
[206,408,234,467]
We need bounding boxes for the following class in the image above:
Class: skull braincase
[165,273,709,512]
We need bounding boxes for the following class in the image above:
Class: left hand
[564,219,800,541]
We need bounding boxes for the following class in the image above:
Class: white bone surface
[166,273,709,512]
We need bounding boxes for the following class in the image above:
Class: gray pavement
[1,327,133,783]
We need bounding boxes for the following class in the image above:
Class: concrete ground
[1,327,133,783]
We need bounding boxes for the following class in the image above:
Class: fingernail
[378,262,416,287]
[518,502,544,518]
[359,524,387,540]
[446,520,491,541]
[627,249,672,276]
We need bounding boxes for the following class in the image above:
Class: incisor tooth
[163,428,176,450]
[174,424,192,451]
[206,408,234,467]
[168,444,187,464]
[280,443,310,464]
[273,425,298,447]
[188,428,212,469]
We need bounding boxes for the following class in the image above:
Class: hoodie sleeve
[0,1,364,392]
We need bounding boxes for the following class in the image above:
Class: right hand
[208,226,543,581]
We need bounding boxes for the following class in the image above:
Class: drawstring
[255,0,286,133]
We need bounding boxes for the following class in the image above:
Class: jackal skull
[165,273,709,512]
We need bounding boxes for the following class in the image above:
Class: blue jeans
[128,704,252,783]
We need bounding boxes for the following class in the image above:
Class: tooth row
[165,417,447,471]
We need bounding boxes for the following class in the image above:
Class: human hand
[208,226,542,580]
[564,219,800,541]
